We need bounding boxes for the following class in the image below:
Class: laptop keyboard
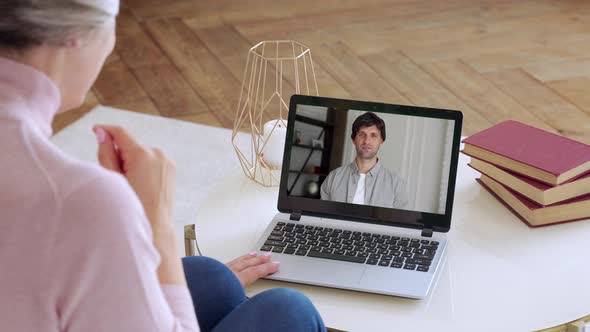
[260,222,439,272]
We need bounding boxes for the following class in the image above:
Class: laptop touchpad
[278,257,366,285]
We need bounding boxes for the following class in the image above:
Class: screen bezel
[278,95,463,233]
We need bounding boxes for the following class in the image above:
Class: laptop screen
[278,95,463,233]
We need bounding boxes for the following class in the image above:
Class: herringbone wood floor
[54,0,590,145]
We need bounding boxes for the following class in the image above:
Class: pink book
[477,175,590,227]
[468,157,590,206]
[463,120,590,185]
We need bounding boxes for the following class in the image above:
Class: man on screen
[320,112,408,209]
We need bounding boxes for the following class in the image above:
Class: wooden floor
[53,0,590,144]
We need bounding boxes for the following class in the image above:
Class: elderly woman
[0,1,325,331]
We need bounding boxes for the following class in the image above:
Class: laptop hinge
[290,212,302,221]
[421,226,434,238]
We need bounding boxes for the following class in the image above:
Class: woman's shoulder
[50,151,147,233]
[61,164,144,220]
[17,132,142,215]
[42,140,137,204]
[55,164,151,248]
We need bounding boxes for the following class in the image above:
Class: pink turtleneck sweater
[0,57,199,331]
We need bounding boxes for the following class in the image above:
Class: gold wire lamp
[232,40,319,186]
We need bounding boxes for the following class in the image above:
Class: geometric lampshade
[232,40,319,186]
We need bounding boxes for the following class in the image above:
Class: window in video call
[287,104,455,215]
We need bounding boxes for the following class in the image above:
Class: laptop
[252,95,463,299]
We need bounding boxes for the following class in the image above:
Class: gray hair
[0,0,119,49]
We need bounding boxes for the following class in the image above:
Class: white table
[194,153,590,332]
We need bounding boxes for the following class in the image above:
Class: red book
[468,158,590,206]
[477,174,590,227]
[462,120,590,185]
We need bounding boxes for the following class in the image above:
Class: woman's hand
[226,252,280,287]
[93,125,175,232]
[93,125,185,285]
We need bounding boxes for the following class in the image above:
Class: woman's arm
[52,172,198,331]
[94,125,185,286]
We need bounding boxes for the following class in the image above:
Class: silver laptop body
[253,214,447,299]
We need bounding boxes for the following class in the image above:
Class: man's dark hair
[351,112,386,141]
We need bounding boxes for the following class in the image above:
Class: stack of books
[462,120,590,227]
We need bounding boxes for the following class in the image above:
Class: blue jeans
[182,256,326,332]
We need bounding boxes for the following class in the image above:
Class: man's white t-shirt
[352,173,366,204]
